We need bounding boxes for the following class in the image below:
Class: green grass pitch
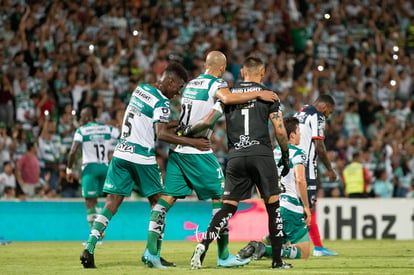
[1,240,413,274]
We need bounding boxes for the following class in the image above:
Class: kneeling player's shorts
[280,195,310,244]
[223,155,282,201]
[82,163,108,198]
[104,157,163,197]
[162,151,224,200]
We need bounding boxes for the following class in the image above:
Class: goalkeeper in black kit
[181,56,292,269]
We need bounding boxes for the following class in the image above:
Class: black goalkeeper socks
[201,203,237,249]
[265,200,283,264]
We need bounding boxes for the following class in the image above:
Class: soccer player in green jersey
[67,105,120,231]
[79,62,210,268]
[237,117,311,261]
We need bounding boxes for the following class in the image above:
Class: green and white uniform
[274,143,309,244]
[163,74,225,199]
[74,122,119,198]
[104,84,169,197]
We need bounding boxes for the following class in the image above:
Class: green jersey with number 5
[114,84,171,164]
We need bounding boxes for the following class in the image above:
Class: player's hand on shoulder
[258,90,279,102]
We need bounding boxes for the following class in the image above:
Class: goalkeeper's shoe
[237,241,258,259]
[217,254,250,268]
[80,249,96,268]
[190,243,206,269]
[262,235,271,245]
[272,261,293,269]
[313,246,338,256]
[252,242,266,260]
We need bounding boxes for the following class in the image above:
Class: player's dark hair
[165,62,188,83]
[315,94,335,107]
[82,104,97,119]
[284,117,299,138]
[243,56,264,68]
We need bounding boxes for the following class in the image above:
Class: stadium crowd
[0,0,413,200]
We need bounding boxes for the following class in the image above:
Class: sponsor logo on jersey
[104,183,114,189]
[89,134,105,141]
[235,101,255,109]
[115,141,134,153]
[234,135,260,150]
[159,116,169,123]
[231,86,262,93]
[134,87,156,105]
[186,79,208,89]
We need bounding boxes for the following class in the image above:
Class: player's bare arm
[270,111,290,177]
[178,103,224,137]
[295,164,311,225]
[270,111,289,152]
[66,141,81,183]
[155,122,210,151]
[314,139,336,181]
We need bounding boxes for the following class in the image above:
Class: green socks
[281,245,302,259]
[147,199,171,255]
[265,244,302,259]
[86,208,97,229]
[85,208,113,254]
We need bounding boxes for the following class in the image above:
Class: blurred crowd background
[0,0,413,200]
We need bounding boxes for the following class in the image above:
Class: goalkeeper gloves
[176,124,193,137]
[277,149,290,177]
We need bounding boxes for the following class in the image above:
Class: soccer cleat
[160,257,176,267]
[252,242,266,260]
[313,247,338,256]
[237,241,258,259]
[141,249,151,264]
[272,261,293,269]
[190,243,206,269]
[80,249,96,268]
[142,250,167,268]
[217,254,250,268]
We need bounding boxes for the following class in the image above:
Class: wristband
[66,167,73,174]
